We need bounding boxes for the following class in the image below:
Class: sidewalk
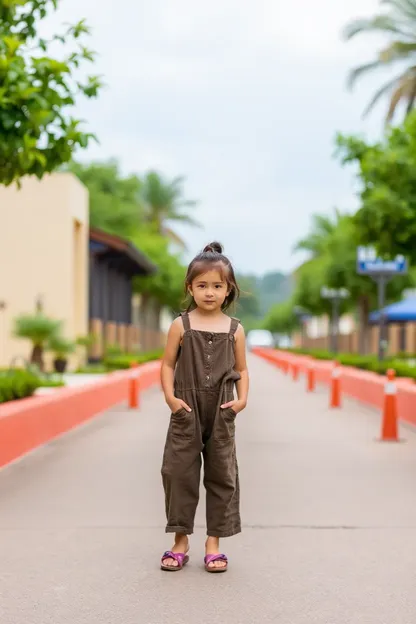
[1,355,416,624]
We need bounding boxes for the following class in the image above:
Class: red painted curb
[253,348,416,427]
[0,361,161,469]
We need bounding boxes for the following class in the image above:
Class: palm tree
[141,171,200,249]
[343,0,416,123]
[294,209,344,257]
[14,314,61,371]
[294,210,373,354]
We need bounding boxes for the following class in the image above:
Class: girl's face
[189,269,230,312]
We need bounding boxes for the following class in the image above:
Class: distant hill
[236,271,293,329]
[256,272,294,316]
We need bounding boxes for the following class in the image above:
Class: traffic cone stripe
[384,381,397,395]
[331,368,341,379]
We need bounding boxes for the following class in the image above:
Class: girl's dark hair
[185,241,240,311]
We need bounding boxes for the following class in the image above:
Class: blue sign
[356,247,408,276]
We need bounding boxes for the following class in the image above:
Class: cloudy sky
[50,0,386,275]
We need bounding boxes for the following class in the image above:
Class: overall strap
[229,317,240,336]
[181,312,191,331]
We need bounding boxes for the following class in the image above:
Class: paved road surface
[1,355,416,624]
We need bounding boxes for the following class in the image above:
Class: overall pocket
[170,407,195,439]
[214,406,237,440]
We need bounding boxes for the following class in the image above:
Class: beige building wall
[0,173,89,369]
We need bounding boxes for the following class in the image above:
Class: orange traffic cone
[129,361,139,409]
[329,362,341,408]
[307,365,315,392]
[380,369,398,442]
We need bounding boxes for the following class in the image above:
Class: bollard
[329,362,341,408]
[380,369,398,442]
[307,364,315,392]
[291,362,299,381]
[129,361,140,409]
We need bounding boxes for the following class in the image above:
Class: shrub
[47,335,76,359]
[104,344,124,357]
[14,314,61,370]
[103,349,163,371]
[37,380,65,388]
[0,370,41,404]
[282,348,416,380]
[76,334,97,349]
[75,364,108,374]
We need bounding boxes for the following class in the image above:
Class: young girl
[160,242,249,573]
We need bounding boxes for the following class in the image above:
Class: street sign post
[356,247,408,361]
[320,287,350,354]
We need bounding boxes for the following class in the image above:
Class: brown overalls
[161,312,242,538]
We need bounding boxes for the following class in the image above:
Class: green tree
[263,298,299,334]
[131,229,186,348]
[295,211,343,256]
[293,205,413,352]
[141,171,200,249]
[293,210,353,319]
[69,160,143,237]
[0,0,102,186]
[69,159,195,344]
[343,0,416,123]
[336,112,416,262]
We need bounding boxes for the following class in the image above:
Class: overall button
[208,340,212,345]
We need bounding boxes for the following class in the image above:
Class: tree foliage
[263,298,300,334]
[140,171,200,249]
[69,160,189,310]
[131,229,185,310]
[0,0,102,186]
[336,111,416,263]
[68,160,143,237]
[293,210,411,316]
[273,200,413,350]
[343,0,416,123]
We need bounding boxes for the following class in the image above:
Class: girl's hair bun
[203,241,223,254]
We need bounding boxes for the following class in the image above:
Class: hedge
[284,348,416,380]
[103,349,163,371]
[0,370,41,404]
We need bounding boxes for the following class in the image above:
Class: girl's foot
[161,534,189,569]
[205,537,227,570]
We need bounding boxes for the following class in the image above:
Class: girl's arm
[161,318,192,413]
[221,324,249,413]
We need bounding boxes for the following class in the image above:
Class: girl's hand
[220,399,247,414]
[168,397,192,413]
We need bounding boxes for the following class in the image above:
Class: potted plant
[47,335,76,374]
[14,314,61,372]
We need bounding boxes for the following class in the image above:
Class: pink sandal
[161,551,189,571]
[204,553,228,573]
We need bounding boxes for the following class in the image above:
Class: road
[1,354,416,624]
